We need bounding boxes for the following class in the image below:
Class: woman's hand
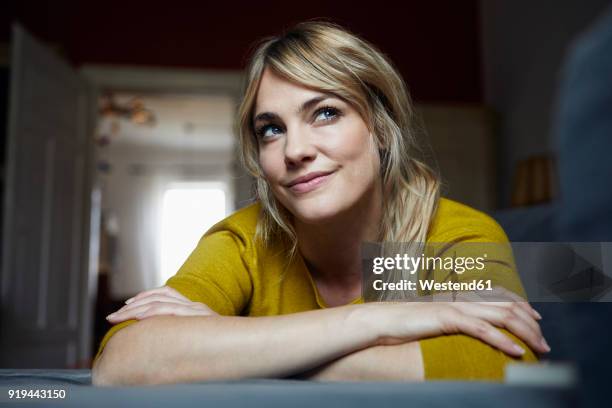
[106,286,218,323]
[366,287,549,357]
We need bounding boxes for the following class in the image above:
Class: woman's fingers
[453,314,527,357]
[108,294,189,318]
[488,287,542,320]
[491,302,544,340]
[455,290,543,333]
[376,301,547,357]
[107,302,181,322]
[452,302,549,354]
[457,286,542,321]
[124,286,189,305]
[106,300,216,323]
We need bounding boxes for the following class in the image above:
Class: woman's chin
[290,203,342,225]
[292,207,337,224]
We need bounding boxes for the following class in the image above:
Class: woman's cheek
[258,150,276,176]
[260,161,288,195]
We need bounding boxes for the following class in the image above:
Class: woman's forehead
[254,69,337,118]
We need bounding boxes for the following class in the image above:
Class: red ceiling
[1,0,482,102]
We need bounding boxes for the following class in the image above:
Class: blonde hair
[237,21,440,296]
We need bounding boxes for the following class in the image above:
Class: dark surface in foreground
[0,369,576,408]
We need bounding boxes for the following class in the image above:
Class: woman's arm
[93,296,546,385]
[93,305,379,385]
[295,329,538,382]
[294,341,424,381]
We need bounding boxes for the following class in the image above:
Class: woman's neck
[294,185,383,287]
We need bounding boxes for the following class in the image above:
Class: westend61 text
[372,279,493,292]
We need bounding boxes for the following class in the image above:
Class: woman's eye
[314,107,339,122]
[257,124,283,139]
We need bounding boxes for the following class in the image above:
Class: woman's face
[253,68,381,224]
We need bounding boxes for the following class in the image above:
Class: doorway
[83,66,252,361]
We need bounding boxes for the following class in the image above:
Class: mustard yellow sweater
[96,198,536,379]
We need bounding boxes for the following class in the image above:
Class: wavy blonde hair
[237,22,440,295]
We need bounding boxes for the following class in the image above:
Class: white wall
[97,143,236,298]
[480,0,610,207]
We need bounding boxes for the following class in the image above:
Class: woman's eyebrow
[253,112,278,124]
[296,95,330,115]
[253,95,332,124]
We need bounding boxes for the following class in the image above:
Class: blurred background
[0,1,610,400]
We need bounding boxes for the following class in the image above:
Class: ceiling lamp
[99,93,156,126]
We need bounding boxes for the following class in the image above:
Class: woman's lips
[288,171,335,194]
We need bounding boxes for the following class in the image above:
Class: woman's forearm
[295,342,424,381]
[94,298,546,385]
[93,305,379,385]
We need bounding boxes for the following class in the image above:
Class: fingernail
[512,344,525,355]
[106,313,115,320]
[534,310,542,320]
[125,297,135,304]
[541,338,551,352]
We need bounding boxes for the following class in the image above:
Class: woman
[93,22,549,385]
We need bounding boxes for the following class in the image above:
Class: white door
[0,25,98,368]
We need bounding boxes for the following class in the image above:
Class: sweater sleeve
[419,199,538,380]
[420,330,537,380]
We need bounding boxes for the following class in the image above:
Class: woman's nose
[283,128,316,167]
